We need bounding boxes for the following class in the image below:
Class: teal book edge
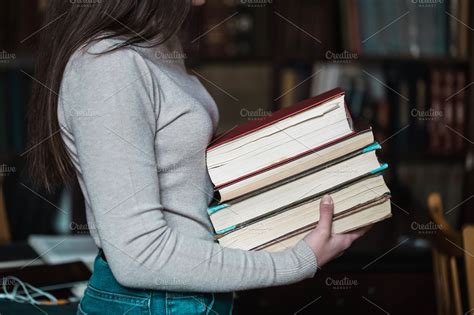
[207,203,229,215]
[370,163,388,174]
[215,225,237,235]
[362,142,381,153]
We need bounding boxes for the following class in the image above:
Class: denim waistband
[81,251,234,314]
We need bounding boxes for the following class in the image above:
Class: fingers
[331,225,373,253]
[332,234,353,252]
[331,224,373,253]
[346,224,373,242]
[316,194,334,236]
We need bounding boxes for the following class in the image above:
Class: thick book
[259,198,391,252]
[210,146,385,234]
[207,88,354,189]
[216,127,374,202]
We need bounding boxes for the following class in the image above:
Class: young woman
[27,1,370,314]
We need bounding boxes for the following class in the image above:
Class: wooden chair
[0,177,11,244]
[428,193,474,315]
[463,225,474,313]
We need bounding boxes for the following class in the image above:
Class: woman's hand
[304,195,372,267]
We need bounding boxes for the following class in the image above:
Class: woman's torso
[58,37,220,246]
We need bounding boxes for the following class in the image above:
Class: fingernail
[321,194,333,205]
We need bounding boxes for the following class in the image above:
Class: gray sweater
[58,37,317,292]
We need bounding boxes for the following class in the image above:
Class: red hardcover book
[209,88,348,149]
[443,71,455,151]
[348,0,362,53]
[207,88,355,190]
[454,71,466,151]
[429,70,442,152]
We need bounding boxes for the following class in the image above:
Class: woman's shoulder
[61,38,156,99]
[67,37,147,73]
[60,37,156,112]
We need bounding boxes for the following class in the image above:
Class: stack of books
[206,88,391,252]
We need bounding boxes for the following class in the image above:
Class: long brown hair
[27,0,192,192]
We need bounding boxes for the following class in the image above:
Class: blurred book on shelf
[198,0,269,59]
[342,0,468,58]
[192,63,272,133]
[278,64,312,108]
[273,0,338,59]
[428,69,467,153]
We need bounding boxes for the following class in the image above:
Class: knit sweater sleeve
[59,46,317,292]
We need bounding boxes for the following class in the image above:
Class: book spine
[458,0,469,57]
[429,70,442,152]
[449,0,460,57]
[443,71,455,152]
[415,78,428,151]
[454,71,466,151]
[358,0,378,54]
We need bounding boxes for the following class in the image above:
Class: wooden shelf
[189,54,469,69]
[355,54,469,65]
[274,54,469,66]
[187,56,272,67]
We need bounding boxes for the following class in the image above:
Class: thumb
[316,194,334,236]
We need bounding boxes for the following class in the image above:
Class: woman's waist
[86,251,232,303]
[88,251,153,299]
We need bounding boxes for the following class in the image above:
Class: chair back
[428,193,472,315]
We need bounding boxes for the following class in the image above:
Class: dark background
[0,0,473,314]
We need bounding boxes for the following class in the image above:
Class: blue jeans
[77,252,234,315]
